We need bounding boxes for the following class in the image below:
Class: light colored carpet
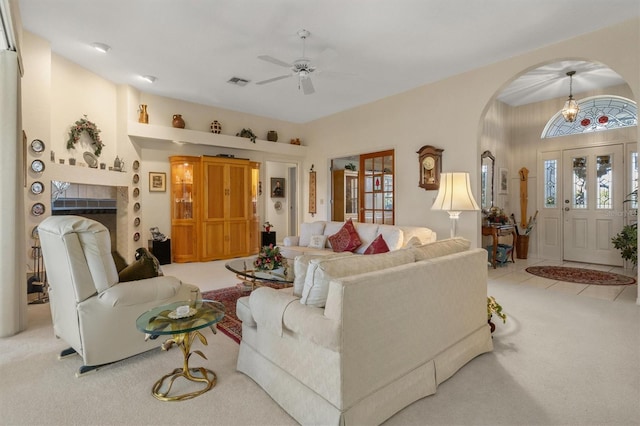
[1,260,638,426]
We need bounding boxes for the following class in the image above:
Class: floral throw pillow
[363,234,390,255]
[308,234,328,249]
[328,219,362,252]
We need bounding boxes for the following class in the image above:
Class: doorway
[562,144,624,265]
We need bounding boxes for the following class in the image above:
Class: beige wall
[303,18,639,249]
[20,19,639,254]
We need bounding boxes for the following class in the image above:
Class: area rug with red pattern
[525,266,636,286]
[202,283,286,344]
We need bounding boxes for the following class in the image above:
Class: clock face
[424,156,435,170]
[31,159,45,173]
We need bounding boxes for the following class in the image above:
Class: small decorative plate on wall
[133,187,140,197]
[133,232,140,242]
[30,139,45,153]
[133,160,140,171]
[134,202,141,212]
[134,217,140,227]
[133,173,140,184]
[30,181,44,195]
[31,202,45,216]
[31,159,45,173]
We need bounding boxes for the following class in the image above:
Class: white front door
[562,144,624,266]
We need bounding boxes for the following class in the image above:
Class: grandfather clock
[417,145,444,191]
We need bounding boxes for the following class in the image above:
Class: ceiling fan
[256,29,318,95]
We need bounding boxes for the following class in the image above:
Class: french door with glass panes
[562,144,624,265]
[359,150,394,224]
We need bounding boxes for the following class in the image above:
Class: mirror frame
[480,150,495,212]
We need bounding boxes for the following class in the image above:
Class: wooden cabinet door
[170,156,199,262]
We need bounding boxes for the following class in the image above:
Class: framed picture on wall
[271,177,285,198]
[149,172,166,192]
[499,168,508,194]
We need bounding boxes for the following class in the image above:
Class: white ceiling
[17,0,639,123]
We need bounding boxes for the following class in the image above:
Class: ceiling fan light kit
[256,29,318,95]
[561,70,580,122]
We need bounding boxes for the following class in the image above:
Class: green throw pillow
[111,251,128,273]
[118,248,161,282]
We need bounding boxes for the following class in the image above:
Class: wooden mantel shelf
[128,122,308,157]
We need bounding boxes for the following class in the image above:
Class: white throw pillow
[308,234,327,249]
[300,249,415,307]
[299,222,326,247]
[292,252,352,297]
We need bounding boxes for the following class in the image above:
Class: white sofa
[281,220,436,259]
[236,238,493,425]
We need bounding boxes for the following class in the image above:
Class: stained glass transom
[542,95,637,139]
[544,159,557,208]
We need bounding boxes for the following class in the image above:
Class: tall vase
[172,114,185,129]
[138,104,149,124]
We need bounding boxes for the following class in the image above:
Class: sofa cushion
[300,249,415,307]
[376,225,404,251]
[410,237,471,261]
[300,222,326,247]
[328,219,362,253]
[363,234,390,255]
[293,252,353,297]
[352,223,379,253]
[308,234,327,249]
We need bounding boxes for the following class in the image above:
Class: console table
[482,224,517,268]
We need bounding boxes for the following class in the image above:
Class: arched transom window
[541,95,637,139]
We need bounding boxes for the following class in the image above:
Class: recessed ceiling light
[91,42,111,53]
[141,75,157,83]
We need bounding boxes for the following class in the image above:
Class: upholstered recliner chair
[38,215,199,375]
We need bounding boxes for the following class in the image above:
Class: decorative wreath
[67,115,104,156]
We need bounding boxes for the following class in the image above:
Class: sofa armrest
[283,236,300,247]
[249,287,298,336]
[96,276,192,307]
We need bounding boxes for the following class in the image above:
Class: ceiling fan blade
[258,55,292,68]
[256,74,292,85]
[301,77,315,95]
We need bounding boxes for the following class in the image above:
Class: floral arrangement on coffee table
[254,244,285,271]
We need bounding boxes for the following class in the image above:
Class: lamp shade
[431,172,479,212]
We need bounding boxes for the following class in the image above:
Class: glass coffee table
[225,257,293,291]
[136,299,225,401]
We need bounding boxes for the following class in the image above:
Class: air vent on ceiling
[227,77,250,87]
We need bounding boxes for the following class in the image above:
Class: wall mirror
[480,150,495,211]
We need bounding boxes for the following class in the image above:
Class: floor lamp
[431,172,480,239]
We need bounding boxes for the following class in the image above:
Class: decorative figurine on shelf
[172,114,185,128]
[236,128,257,143]
[263,221,274,233]
[267,130,278,142]
[113,156,124,172]
[138,104,149,124]
[150,227,167,242]
[211,120,222,134]
[290,138,301,145]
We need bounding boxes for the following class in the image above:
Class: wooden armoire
[170,156,259,262]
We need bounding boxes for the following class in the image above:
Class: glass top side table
[136,299,225,401]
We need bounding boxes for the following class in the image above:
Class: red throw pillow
[328,219,362,252]
[363,234,390,255]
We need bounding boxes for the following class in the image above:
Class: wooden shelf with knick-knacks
[128,122,308,158]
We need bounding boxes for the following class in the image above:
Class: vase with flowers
[263,221,274,233]
[486,206,509,225]
[254,244,286,271]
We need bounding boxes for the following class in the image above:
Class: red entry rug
[525,266,636,286]
[202,283,287,344]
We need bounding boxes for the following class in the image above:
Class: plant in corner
[487,296,506,333]
[611,189,638,267]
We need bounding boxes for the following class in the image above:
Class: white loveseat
[236,238,493,425]
[280,220,436,259]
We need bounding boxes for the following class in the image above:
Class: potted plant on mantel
[487,296,507,333]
